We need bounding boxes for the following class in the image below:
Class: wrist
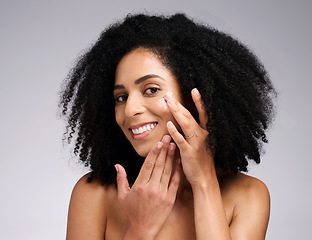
[188,161,218,189]
[190,174,219,195]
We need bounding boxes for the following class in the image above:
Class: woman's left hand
[164,88,216,187]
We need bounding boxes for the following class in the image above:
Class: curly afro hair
[59,13,276,184]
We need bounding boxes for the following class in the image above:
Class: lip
[129,122,157,140]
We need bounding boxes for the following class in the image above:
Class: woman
[60,13,276,239]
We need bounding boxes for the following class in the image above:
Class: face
[114,48,184,157]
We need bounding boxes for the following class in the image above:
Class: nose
[124,93,145,117]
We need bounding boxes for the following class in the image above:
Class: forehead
[115,48,176,85]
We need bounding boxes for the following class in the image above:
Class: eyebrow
[113,74,165,90]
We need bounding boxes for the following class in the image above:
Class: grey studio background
[1,0,311,239]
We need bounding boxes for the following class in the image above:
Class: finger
[165,92,197,139]
[135,142,163,183]
[191,88,208,129]
[165,92,194,120]
[168,158,181,199]
[167,121,189,151]
[115,164,130,200]
[149,135,171,184]
[160,142,176,188]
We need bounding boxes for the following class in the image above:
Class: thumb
[115,164,130,199]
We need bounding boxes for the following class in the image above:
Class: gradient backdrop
[1,0,311,239]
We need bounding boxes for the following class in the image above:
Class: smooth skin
[66,48,270,240]
[116,136,182,239]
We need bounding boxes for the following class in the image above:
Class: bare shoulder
[221,172,270,200]
[71,172,115,199]
[221,172,270,239]
[66,173,117,240]
[238,173,270,205]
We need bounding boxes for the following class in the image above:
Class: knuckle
[177,137,186,146]
[171,176,180,187]
[154,160,164,170]
[155,190,166,202]
[172,106,179,113]
[184,121,191,129]
[185,111,192,119]
[144,161,154,170]
[199,129,209,138]
[116,176,122,183]
[148,186,159,198]
[135,185,145,196]
[162,167,171,177]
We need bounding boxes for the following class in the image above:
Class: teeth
[138,127,143,134]
[131,123,156,135]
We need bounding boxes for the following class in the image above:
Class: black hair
[59,13,276,184]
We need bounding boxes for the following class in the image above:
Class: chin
[133,145,151,158]
[137,151,149,158]
[126,130,169,158]
[130,140,158,158]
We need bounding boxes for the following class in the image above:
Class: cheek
[155,97,184,133]
[158,97,168,110]
[154,98,175,123]
[115,108,123,128]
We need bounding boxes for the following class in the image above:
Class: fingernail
[165,92,173,99]
[169,143,176,151]
[114,164,119,172]
[192,88,199,95]
[157,142,163,149]
[167,121,174,128]
[163,135,171,143]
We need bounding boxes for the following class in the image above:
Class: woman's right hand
[115,135,181,240]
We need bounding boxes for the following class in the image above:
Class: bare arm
[191,175,270,240]
[66,174,107,240]
[229,177,270,240]
[192,177,232,239]
[165,89,270,239]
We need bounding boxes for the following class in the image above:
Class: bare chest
[104,196,234,240]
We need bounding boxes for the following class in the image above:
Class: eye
[115,95,128,103]
[144,87,160,95]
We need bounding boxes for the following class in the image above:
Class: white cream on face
[158,97,167,110]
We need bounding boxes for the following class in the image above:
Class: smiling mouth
[130,122,157,135]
